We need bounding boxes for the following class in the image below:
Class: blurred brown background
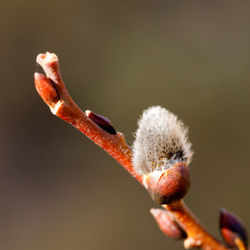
[1,1,250,250]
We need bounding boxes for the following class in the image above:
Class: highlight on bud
[86,110,117,135]
[220,208,248,249]
[151,208,187,240]
[36,52,59,84]
[132,106,192,204]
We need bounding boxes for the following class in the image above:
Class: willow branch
[34,52,229,250]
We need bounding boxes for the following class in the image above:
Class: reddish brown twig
[35,52,142,183]
[34,52,229,250]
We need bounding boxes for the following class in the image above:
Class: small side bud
[34,73,60,106]
[133,106,192,204]
[86,110,117,135]
[220,208,248,249]
[151,208,187,240]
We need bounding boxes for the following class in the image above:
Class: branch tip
[36,52,61,85]
[36,52,58,65]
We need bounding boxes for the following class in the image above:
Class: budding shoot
[133,106,192,175]
[132,106,192,204]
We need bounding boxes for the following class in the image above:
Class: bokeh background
[1,1,250,249]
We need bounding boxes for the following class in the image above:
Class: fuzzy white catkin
[132,106,193,175]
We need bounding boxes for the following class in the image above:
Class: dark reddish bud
[220,208,248,249]
[86,110,117,135]
[151,208,187,240]
[143,163,190,204]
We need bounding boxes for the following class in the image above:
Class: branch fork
[34,52,248,250]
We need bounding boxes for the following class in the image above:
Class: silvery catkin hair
[132,106,193,175]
